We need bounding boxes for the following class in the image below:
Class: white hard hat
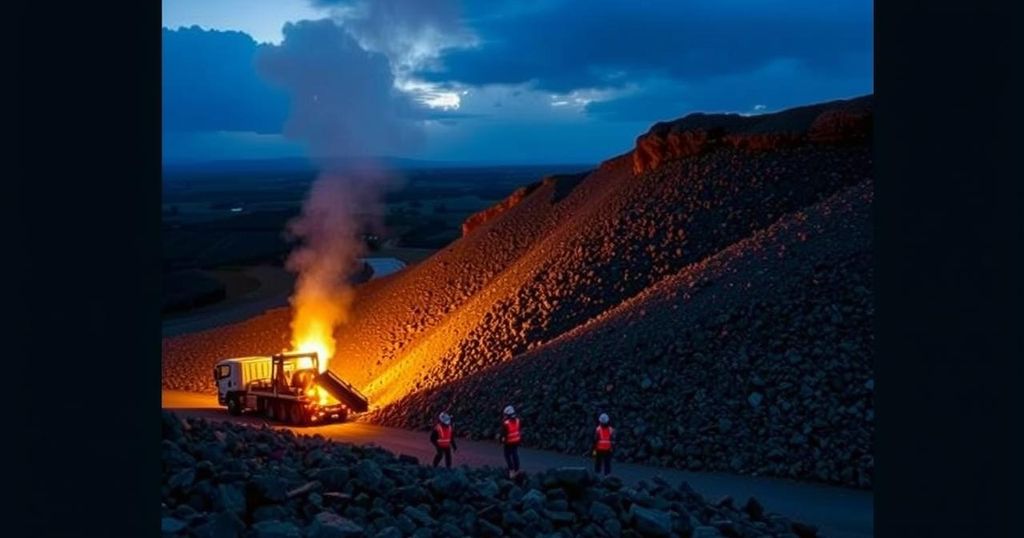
[439,412,451,425]
[599,413,609,424]
[503,405,515,416]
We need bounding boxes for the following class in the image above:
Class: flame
[289,306,340,405]
[287,287,354,382]
[290,299,343,407]
[305,385,331,406]
[293,321,333,374]
[288,256,356,375]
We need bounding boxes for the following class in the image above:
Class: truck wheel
[274,402,284,422]
[227,396,242,416]
[266,401,277,421]
[289,403,307,426]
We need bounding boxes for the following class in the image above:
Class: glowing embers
[304,384,334,406]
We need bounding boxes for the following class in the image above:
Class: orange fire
[294,332,332,373]
[289,291,348,406]
[285,280,356,411]
[305,385,332,406]
[290,320,335,407]
[289,287,353,374]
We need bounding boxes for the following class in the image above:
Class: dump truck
[213,352,369,425]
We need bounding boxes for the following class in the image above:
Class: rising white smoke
[281,172,380,367]
[255,14,444,370]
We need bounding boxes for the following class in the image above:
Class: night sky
[163,0,872,165]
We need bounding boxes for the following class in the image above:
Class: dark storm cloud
[585,55,873,122]
[162,26,289,133]
[309,0,474,72]
[417,0,872,94]
[255,18,425,159]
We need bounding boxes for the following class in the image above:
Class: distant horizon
[161,154,598,170]
[163,91,872,172]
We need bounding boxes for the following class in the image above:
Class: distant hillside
[162,156,596,177]
[163,95,874,488]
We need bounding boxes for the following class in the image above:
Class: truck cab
[214,356,274,414]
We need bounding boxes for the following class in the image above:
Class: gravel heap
[373,181,874,488]
[393,144,873,402]
[161,411,823,538]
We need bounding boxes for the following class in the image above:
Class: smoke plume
[282,175,372,366]
[255,17,429,371]
[257,18,425,158]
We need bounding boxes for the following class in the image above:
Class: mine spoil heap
[163,95,875,488]
[162,412,825,538]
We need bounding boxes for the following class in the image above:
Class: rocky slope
[374,181,873,488]
[369,143,871,408]
[632,97,872,174]
[161,412,825,537]
[163,95,874,488]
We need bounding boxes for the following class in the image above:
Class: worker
[498,405,522,478]
[430,412,457,468]
[593,412,614,476]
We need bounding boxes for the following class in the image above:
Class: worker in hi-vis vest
[499,405,522,478]
[430,412,457,468]
[593,413,615,475]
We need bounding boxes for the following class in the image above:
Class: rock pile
[373,181,874,488]
[394,144,873,403]
[162,411,822,537]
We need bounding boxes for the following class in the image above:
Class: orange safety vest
[595,425,613,452]
[435,424,452,449]
[504,418,521,445]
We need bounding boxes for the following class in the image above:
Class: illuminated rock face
[461,181,543,237]
[631,95,873,175]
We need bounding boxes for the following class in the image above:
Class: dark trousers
[594,451,612,475]
[503,444,520,471]
[433,447,452,468]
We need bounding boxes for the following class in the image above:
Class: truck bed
[315,371,370,413]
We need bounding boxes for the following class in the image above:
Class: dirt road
[163,390,872,538]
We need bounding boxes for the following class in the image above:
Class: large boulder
[307,512,364,538]
[629,505,672,537]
